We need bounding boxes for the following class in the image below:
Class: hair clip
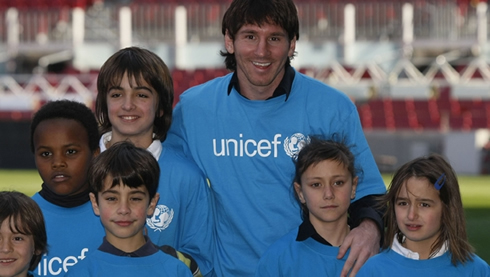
[434,173,446,190]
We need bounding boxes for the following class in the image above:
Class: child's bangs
[124,69,148,89]
[109,168,146,190]
[106,69,126,90]
[4,215,32,236]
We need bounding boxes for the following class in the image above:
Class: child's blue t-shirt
[255,226,349,276]
[64,249,193,276]
[357,249,490,276]
[31,193,105,277]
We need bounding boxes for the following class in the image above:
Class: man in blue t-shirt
[165,0,387,276]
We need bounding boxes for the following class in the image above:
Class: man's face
[225,22,296,100]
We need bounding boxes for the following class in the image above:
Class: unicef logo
[284,133,310,160]
[147,205,174,232]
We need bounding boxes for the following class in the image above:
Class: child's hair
[30,99,99,153]
[293,137,358,220]
[381,153,474,265]
[88,141,160,200]
[95,47,174,141]
[0,191,48,271]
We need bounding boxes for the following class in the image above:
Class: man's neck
[237,70,285,101]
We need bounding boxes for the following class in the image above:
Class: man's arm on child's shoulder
[338,194,385,277]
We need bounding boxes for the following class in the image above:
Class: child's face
[0,218,37,277]
[395,177,443,253]
[33,118,95,196]
[106,72,162,147]
[90,178,159,252]
[294,159,357,227]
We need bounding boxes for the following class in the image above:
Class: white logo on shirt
[36,248,88,276]
[147,204,174,231]
[284,133,310,160]
[212,134,282,157]
[212,133,310,159]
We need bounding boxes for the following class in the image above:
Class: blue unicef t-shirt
[32,193,104,276]
[166,69,386,276]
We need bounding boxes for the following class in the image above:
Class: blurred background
[0,0,490,174]
[1,0,490,262]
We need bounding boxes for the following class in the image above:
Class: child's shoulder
[150,251,194,276]
[159,144,201,170]
[466,254,490,274]
[158,143,206,182]
[260,227,299,259]
[66,250,193,277]
[31,193,93,215]
[358,250,490,276]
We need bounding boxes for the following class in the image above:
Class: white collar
[99,132,162,161]
[391,234,448,260]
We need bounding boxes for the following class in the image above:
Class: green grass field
[1,170,489,262]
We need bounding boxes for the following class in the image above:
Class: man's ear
[224,30,235,54]
[147,192,160,216]
[90,192,100,216]
[288,37,297,58]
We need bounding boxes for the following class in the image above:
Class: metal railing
[0,1,485,47]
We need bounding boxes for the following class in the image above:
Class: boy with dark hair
[30,99,104,276]
[256,138,359,275]
[66,141,192,276]
[0,190,48,277]
[96,47,213,276]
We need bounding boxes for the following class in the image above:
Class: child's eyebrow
[395,196,436,203]
[108,85,123,91]
[128,190,147,196]
[100,188,147,195]
[101,189,120,195]
[36,142,81,150]
[132,86,154,93]
[108,85,153,94]
[415,198,436,203]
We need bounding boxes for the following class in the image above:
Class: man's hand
[337,219,380,277]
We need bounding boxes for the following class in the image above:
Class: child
[255,138,358,276]
[30,100,104,276]
[357,154,490,276]
[95,47,213,276]
[0,191,48,277]
[65,141,192,276]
